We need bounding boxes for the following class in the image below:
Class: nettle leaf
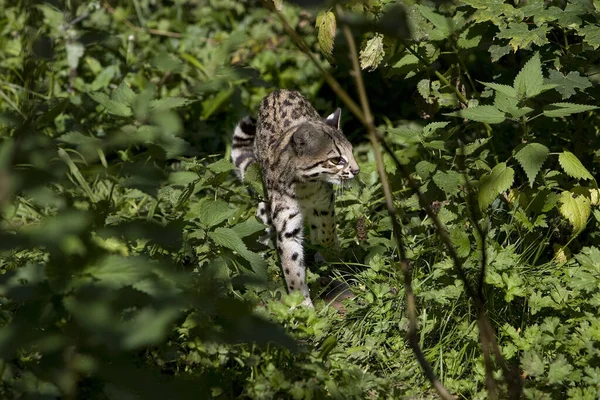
[546,70,592,100]
[445,105,506,124]
[514,143,549,187]
[543,102,598,118]
[208,227,266,276]
[489,44,512,62]
[513,52,543,99]
[422,121,450,137]
[432,170,462,196]
[360,34,385,71]
[494,92,533,119]
[558,151,594,181]
[559,190,592,233]
[150,97,192,112]
[478,81,517,98]
[478,162,514,209]
[113,81,136,105]
[193,199,236,228]
[88,92,132,117]
[416,4,452,40]
[316,11,336,60]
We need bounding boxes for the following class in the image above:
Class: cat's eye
[329,157,346,166]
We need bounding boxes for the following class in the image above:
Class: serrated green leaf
[316,11,336,59]
[457,138,490,156]
[548,354,574,384]
[150,97,192,112]
[432,170,462,196]
[88,92,132,117]
[521,351,545,377]
[513,52,543,99]
[489,44,511,62]
[546,70,592,100]
[514,143,549,187]
[478,81,517,98]
[543,102,598,118]
[496,23,549,52]
[479,163,514,209]
[422,121,450,137]
[559,190,592,233]
[194,199,236,228]
[445,105,506,124]
[208,227,265,276]
[558,151,594,181]
[113,81,137,105]
[90,65,118,91]
[231,218,265,238]
[416,5,452,40]
[579,24,600,49]
[415,160,436,180]
[450,227,470,258]
[83,255,153,289]
[360,34,385,71]
[494,92,534,119]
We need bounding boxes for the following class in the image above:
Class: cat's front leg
[270,195,313,307]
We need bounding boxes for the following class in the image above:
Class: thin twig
[338,7,454,400]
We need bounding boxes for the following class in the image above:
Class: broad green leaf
[416,5,452,40]
[543,102,598,118]
[83,256,153,289]
[432,170,462,196]
[559,190,592,233]
[360,34,385,71]
[514,143,549,187]
[88,92,132,117]
[231,218,265,238]
[478,81,517,98]
[422,121,450,137]
[192,199,236,228]
[546,70,592,100]
[445,105,506,124]
[90,65,118,91]
[521,351,545,377]
[150,97,192,112]
[489,44,511,62]
[113,81,137,105]
[558,151,594,180]
[415,160,436,179]
[316,11,336,59]
[513,52,543,99]
[494,92,533,119]
[478,162,514,209]
[457,138,490,156]
[496,23,549,52]
[208,227,266,276]
[579,24,600,49]
[547,355,574,384]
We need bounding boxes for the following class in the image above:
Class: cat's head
[291,108,360,185]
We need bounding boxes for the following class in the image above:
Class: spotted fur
[231,89,359,307]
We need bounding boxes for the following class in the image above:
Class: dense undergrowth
[1,0,599,398]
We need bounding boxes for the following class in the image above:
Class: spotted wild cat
[231,89,359,307]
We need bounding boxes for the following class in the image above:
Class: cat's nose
[351,167,360,175]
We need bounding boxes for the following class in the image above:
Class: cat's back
[257,89,320,141]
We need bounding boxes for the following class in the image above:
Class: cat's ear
[324,108,342,130]
[292,124,324,156]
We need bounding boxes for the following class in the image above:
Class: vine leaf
[543,102,598,118]
[445,105,506,124]
[559,191,592,233]
[514,143,549,187]
[558,151,594,180]
[316,11,336,60]
[546,70,592,100]
[360,33,385,71]
[478,162,514,209]
[513,52,543,99]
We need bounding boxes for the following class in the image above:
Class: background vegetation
[1,0,599,398]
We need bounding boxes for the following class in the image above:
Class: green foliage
[1,0,600,399]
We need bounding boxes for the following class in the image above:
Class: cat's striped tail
[231,116,257,180]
